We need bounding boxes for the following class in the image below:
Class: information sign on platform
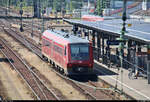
[107,40,126,45]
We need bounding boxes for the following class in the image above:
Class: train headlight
[78,67,82,71]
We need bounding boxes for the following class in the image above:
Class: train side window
[54,45,63,55]
[64,46,66,56]
[58,47,63,55]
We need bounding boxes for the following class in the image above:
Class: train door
[53,42,59,64]
[45,39,51,57]
[51,40,54,60]
[63,46,67,68]
[48,39,52,58]
[43,38,49,55]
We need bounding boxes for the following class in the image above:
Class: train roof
[43,30,89,45]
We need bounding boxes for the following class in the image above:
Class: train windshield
[70,44,89,60]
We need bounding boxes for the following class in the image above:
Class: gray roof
[64,19,150,44]
[44,30,89,44]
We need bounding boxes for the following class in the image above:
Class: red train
[82,15,104,22]
[42,30,94,75]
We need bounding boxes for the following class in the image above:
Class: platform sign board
[107,40,126,45]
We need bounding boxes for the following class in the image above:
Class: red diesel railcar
[42,30,93,75]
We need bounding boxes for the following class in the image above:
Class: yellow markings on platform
[128,24,132,27]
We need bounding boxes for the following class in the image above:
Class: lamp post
[31,0,34,37]
[40,4,45,41]
[8,0,10,14]
[80,1,82,19]
[42,10,45,33]
[5,0,8,16]
[20,0,23,32]
[119,0,127,93]
[31,17,34,37]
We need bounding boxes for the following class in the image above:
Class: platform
[94,60,150,100]
[64,19,150,44]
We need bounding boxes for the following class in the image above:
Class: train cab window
[70,43,89,60]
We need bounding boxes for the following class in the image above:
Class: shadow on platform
[68,61,118,82]
[93,62,118,76]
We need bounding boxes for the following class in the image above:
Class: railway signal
[119,0,127,94]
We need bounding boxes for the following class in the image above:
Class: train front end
[67,42,93,75]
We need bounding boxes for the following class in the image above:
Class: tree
[96,0,102,16]
[70,0,73,12]
[52,0,56,13]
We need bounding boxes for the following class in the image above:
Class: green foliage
[1,0,84,13]
[70,0,73,12]
[52,0,56,13]
[96,0,102,16]
[95,0,110,16]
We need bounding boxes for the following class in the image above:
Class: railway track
[0,8,116,100]
[3,27,42,57]
[2,24,99,100]
[5,17,71,39]
[0,38,61,100]
[1,20,114,100]
[1,19,133,100]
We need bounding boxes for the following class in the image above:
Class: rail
[1,18,136,100]
[0,38,59,100]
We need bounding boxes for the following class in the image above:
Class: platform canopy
[64,19,150,44]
